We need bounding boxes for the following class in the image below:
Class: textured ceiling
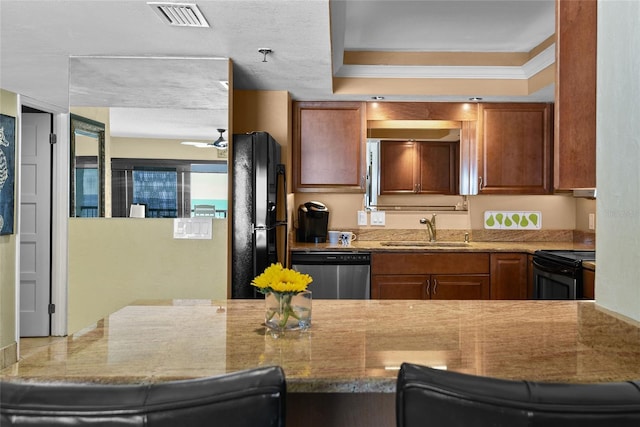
[0,0,556,139]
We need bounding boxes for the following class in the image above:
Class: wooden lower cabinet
[371,274,489,300]
[371,275,428,299]
[371,252,490,300]
[490,253,528,299]
[432,274,490,300]
[583,268,595,299]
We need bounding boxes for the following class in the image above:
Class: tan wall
[294,193,578,232]
[574,198,597,232]
[0,89,17,359]
[111,136,228,161]
[233,90,291,184]
[232,90,292,265]
[66,91,293,333]
[67,218,227,334]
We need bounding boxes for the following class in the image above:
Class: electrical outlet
[357,210,367,226]
[371,211,386,226]
[588,213,595,230]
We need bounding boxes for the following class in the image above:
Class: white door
[20,112,52,337]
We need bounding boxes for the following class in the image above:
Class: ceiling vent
[148,2,209,27]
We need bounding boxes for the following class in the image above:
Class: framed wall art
[0,113,16,235]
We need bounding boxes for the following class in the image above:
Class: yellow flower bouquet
[252,263,313,331]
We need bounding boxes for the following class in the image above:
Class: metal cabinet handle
[433,279,438,295]
[478,176,484,191]
[426,279,430,297]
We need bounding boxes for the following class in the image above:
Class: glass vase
[264,290,312,332]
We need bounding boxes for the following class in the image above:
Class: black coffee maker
[296,201,329,243]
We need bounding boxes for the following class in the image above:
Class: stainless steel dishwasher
[291,251,371,299]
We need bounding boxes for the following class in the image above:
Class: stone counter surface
[290,240,594,254]
[2,300,637,392]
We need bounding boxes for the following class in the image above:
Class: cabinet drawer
[372,252,490,275]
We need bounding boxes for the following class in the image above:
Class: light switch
[173,218,213,239]
[357,210,368,225]
[371,211,385,226]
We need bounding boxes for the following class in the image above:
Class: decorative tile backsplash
[484,211,542,230]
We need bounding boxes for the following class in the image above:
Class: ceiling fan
[211,128,227,149]
[181,128,227,149]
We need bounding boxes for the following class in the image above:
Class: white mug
[340,231,357,246]
[328,230,341,244]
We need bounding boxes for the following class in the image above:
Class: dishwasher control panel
[290,251,371,265]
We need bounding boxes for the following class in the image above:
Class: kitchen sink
[380,241,470,247]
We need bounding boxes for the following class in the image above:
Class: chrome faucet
[420,214,437,242]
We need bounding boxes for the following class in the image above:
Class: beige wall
[111,136,227,161]
[0,89,17,358]
[294,192,580,233]
[575,198,597,232]
[68,218,227,334]
[66,91,280,333]
[68,105,233,333]
[233,90,291,182]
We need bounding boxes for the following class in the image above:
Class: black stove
[532,250,595,299]
[533,250,596,267]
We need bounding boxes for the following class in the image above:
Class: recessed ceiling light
[371,96,385,100]
[469,97,483,102]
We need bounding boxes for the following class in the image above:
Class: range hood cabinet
[573,189,597,199]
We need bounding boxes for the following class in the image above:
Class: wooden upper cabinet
[477,103,553,194]
[379,141,458,195]
[555,0,597,190]
[292,101,366,192]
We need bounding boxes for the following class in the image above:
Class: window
[111,159,227,218]
[75,156,99,217]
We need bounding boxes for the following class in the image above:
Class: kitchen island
[3,299,638,426]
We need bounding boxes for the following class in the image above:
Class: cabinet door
[583,268,595,299]
[478,103,553,194]
[371,275,428,299]
[555,0,596,189]
[418,142,458,194]
[490,253,528,299]
[293,101,366,192]
[379,141,458,195]
[430,275,490,300]
[380,140,418,193]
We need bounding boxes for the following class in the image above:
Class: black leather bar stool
[1,366,285,426]
[396,362,640,427]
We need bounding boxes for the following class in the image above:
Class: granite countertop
[291,237,597,268]
[290,240,593,254]
[3,299,636,392]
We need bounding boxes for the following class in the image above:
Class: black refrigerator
[231,132,287,298]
